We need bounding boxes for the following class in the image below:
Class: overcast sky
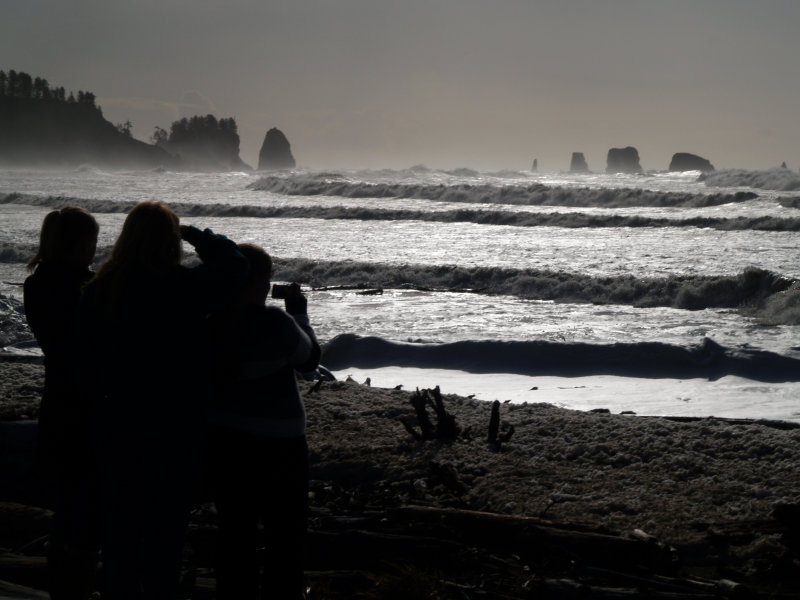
[3,0,799,171]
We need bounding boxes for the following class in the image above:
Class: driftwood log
[401,386,460,441]
[3,502,799,599]
[487,399,515,450]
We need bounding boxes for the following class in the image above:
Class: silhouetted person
[74,201,248,600]
[209,243,320,600]
[24,206,100,600]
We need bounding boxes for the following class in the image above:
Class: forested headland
[0,70,249,171]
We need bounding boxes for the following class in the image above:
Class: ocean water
[2,166,800,421]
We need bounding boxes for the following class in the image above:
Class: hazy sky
[3,0,799,171]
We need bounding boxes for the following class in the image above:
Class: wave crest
[322,334,800,382]
[700,168,800,192]
[277,259,794,311]
[248,175,757,208]
[8,192,794,231]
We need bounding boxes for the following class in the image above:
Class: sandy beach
[2,355,800,598]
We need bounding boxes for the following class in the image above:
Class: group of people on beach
[24,201,320,600]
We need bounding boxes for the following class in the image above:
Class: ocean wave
[0,242,112,266]
[321,334,800,382]
[277,259,795,313]
[1,243,791,312]
[248,175,757,208]
[0,193,134,213]
[7,192,796,231]
[0,233,792,314]
[0,294,29,348]
[700,168,800,192]
[750,282,800,326]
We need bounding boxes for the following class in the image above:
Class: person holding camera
[208,242,320,600]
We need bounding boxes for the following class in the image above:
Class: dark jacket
[24,261,94,469]
[210,304,320,437]
[75,227,249,467]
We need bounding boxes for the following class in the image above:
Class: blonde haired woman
[76,201,248,600]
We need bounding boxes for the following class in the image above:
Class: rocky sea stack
[258,127,296,170]
[569,152,589,173]
[606,146,642,174]
[669,152,715,173]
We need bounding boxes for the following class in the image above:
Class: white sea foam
[700,168,800,191]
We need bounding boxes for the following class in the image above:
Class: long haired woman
[76,201,248,600]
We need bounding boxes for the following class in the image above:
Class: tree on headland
[116,120,133,137]
[150,126,168,147]
[0,69,98,111]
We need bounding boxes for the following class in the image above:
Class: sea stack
[668,153,715,173]
[605,146,642,174]
[569,152,589,173]
[258,127,296,170]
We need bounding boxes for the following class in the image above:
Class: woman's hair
[27,206,99,271]
[95,201,181,276]
[91,202,182,313]
[237,243,272,285]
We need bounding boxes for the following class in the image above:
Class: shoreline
[2,357,800,596]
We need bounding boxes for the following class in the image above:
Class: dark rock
[669,153,715,173]
[605,147,642,174]
[569,152,589,173]
[258,127,296,170]
[159,115,251,172]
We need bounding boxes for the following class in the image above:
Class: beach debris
[305,379,323,395]
[310,284,382,296]
[487,400,515,451]
[428,461,467,496]
[400,386,460,442]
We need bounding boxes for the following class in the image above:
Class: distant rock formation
[669,153,715,173]
[258,128,295,170]
[606,147,642,174]
[531,158,538,172]
[158,114,251,171]
[569,152,589,173]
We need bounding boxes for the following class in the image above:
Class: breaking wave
[751,282,800,326]
[700,168,800,192]
[0,236,793,314]
[277,259,794,314]
[248,175,757,208]
[5,193,796,231]
[321,334,800,382]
